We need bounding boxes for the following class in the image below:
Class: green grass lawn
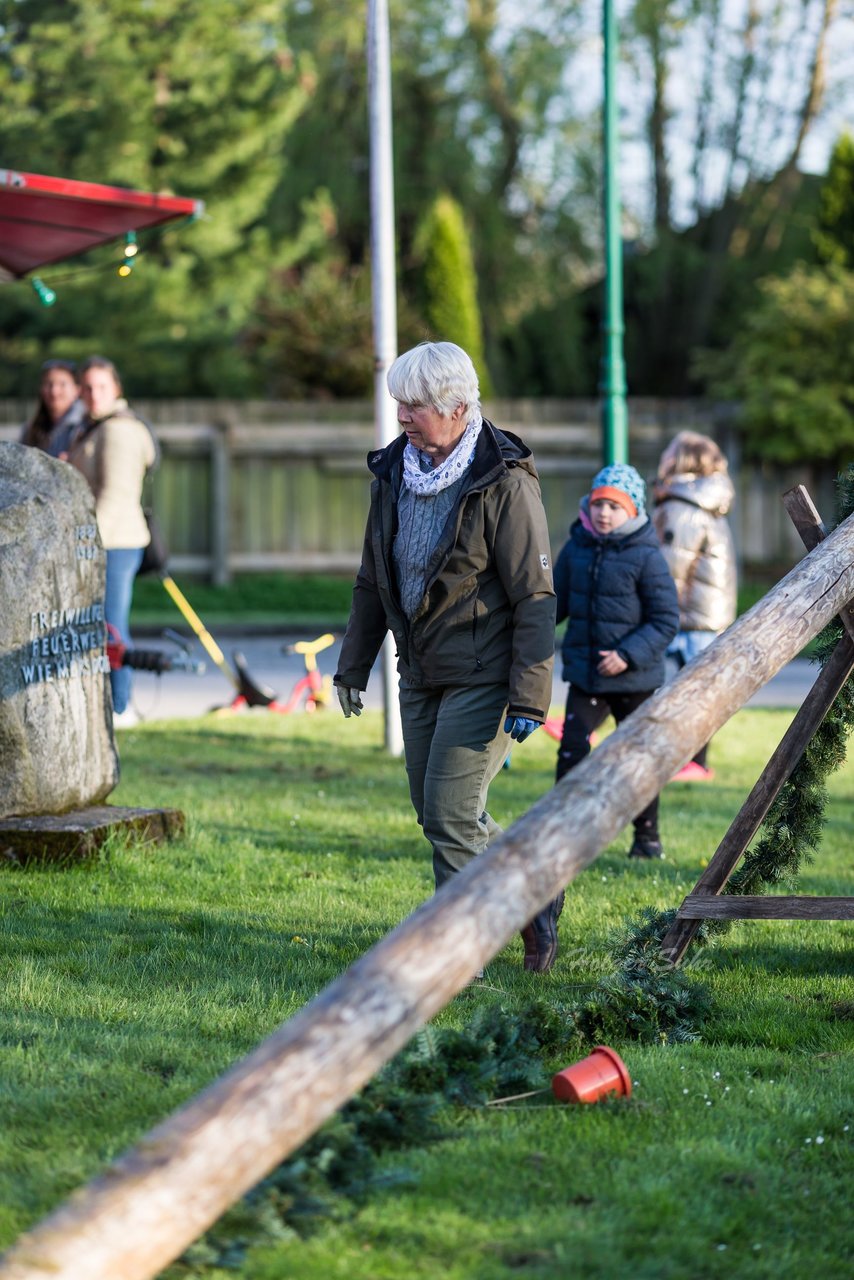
[131,572,356,630]
[131,573,773,633]
[1,709,852,1279]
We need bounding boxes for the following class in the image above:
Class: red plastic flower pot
[551,1045,632,1104]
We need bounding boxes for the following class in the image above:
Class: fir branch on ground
[570,908,713,1047]
[177,1000,577,1271]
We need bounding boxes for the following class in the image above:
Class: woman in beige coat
[653,430,737,780]
[66,357,156,724]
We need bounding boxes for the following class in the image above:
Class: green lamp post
[600,0,628,465]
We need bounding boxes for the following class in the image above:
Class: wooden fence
[0,399,836,582]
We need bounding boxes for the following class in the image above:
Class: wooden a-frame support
[661,485,854,966]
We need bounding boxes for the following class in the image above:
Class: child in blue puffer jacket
[554,463,679,858]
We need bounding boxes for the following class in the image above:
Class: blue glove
[504,715,541,743]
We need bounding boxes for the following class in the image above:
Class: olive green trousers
[398,680,510,889]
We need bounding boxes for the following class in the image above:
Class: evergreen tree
[814,132,854,269]
[693,135,854,463]
[0,0,317,394]
[279,0,590,397]
[243,255,374,399]
[695,262,854,463]
[415,194,491,395]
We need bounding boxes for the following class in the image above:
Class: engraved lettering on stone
[76,523,100,561]
[21,599,109,687]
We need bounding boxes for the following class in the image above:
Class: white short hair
[387,341,480,418]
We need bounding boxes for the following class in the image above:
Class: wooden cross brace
[660,485,854,966]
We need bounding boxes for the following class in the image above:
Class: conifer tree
[814,131,854,268]
[415,194,492,397]
[0,0,318,393]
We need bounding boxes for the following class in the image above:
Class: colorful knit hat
[589,463,646,518]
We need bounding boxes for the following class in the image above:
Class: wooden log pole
[4,514,854,1280]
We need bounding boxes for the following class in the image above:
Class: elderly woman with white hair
[334,341,561,973]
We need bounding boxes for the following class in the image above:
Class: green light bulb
[32,277,57,307]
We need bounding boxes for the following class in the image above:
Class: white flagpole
[367,0,404,755]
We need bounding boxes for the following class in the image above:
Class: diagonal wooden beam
[782,484,854,643]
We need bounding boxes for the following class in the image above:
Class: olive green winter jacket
[335,421,556,721]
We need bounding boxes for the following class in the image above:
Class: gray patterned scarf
[401,414,482,495]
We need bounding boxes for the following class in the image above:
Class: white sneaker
[113,707,141,728]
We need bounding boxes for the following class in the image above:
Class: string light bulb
[118,229,139,277]
[31,277,57,306]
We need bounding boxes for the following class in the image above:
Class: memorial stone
[0,442,119,818]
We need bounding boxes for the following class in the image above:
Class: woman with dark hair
[20,359,84,457]
[66,357,157,726]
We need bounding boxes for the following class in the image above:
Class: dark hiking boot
[628,835,664,859]
[520,890,565,973]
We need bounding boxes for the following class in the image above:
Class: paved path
[126,628,817,724]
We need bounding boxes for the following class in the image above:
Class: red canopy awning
[0,168,203,280]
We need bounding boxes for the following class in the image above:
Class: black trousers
[555,685,660,836]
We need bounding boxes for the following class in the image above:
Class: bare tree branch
[759,0,838,250]
[466,0,523,195]
[690,0,722,219]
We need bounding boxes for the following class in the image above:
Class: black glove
[336,685,364,718]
